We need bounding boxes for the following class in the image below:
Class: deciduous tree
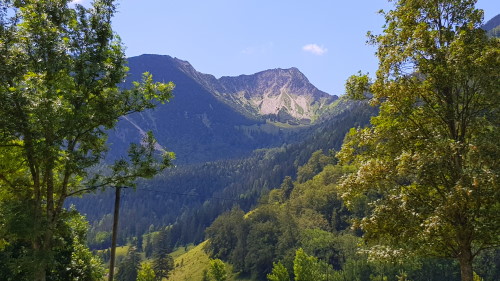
[0,0,174,280]
[209,258,228,281]
[267,261,290,281]
[339,1,499,281]
[136,262,156,281]
[293,248,322,281]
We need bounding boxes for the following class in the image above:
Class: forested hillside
[70,98,376,249]
[0,1,498,281]
[107,54,338,165]
[203,152,499,281]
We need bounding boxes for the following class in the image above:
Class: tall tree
[136,262,156,281]
[209,258,228,281]
[116,247,141,281]
[0,0,174,280]
[267,262,290,281]
[293,248,322,281]
[340,1,499,281]
[152,247,174,281]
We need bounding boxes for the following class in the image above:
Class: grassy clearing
[167,241,254,281]
[168,241,211,281]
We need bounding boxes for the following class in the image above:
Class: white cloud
[302,44,328,56]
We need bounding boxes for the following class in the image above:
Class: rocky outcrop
[173,57,337,124]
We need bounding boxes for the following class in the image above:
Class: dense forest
[72,98,375,249]
[203,150,500,281]
[0,0,499,281]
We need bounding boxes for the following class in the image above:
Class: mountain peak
[130,54,337,125]
[214,67,336,124]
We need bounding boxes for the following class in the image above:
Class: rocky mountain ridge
[171,56,337,124]
[109,54,339,164]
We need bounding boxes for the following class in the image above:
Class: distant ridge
[109,54,338,164]
[482,13,500,31]
[167,55,337,124]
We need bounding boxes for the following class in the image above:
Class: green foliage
[0,205,105,281]
[144,235,153,259]
[268,248,337,281]
[204,146,491,280]
[205,207,247,261]
[154,228,172,255]
[75,98,375,250]
[152,247,174,280]
[267,262,290,281]
[116,247,141,281]
[206,150,357,279]
[296,149,337,183]
[62,212,105,281]
[339,1,500,281]
[345,72,371,101]
[209,258,228,281]
[0,0,174,279]
[293,248,323,281]
[136,262,156,281]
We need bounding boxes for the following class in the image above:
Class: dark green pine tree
[136,235,143,253]
[152,248,174,281]
[154,228,172,253]
[144,235,153,259]
[116,247,141,281]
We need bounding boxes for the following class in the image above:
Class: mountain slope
[74,98,376,249]
[70,54,372,251]
[175,58,337,124]
[108,54,336,164]
[483,14,500,37]
[110,55,285,164]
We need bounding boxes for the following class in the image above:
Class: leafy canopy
[339,1,499,280]
[0,0,174,280]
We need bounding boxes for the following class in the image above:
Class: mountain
[69,54,374,249]
[483,14,500,37]
[483,14,500,31]
[109,54,337,164]
[216,68,335,124]
[175,60,336,124]
[74,97,376,250]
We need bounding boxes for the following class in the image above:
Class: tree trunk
[33,243,46,281]
[458,245,474,281]
[109,186,121,281]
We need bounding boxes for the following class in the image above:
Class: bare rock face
[174,58,337,125]
[113,54,340,164]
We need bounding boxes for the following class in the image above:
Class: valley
[1,2,498,280]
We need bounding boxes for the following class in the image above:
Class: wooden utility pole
[108,186,122,281]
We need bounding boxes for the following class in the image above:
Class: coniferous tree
[116,247,141,281]
[154,228,172,254]
[144,235,153,259]
[152,245,174,281]
[136,235,143,253]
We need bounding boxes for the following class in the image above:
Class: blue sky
[75,0,498,95]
